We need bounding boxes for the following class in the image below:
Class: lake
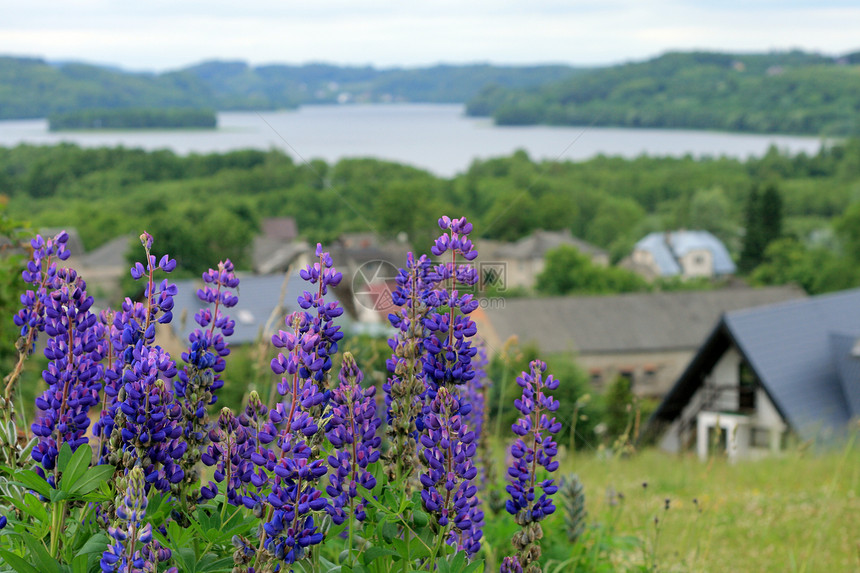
[0,104,829,177]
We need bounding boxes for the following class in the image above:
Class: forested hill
[466,50,860,136]
[0,56,578,120]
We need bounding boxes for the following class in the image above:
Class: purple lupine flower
[100,466,175,573]
[452,345,491,555]
[503,360,562,573]
[175,260,239,500]
[177,259,239,412]
[100,234,185,491]
[235,391,277,512]
[382,253,432,483]
[0,515,6,529]
[416,216,485,557]
[418,386,478,538]
[325,352,382,525]
[200,408,250,504]
[30,268,105,481]
[500,556,524,573]
[421,216,480,400]
[262,438,328,564]
[295,243,344,387]
[13,231,70,352]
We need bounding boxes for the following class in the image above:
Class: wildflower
[325,353,381,525]
[421,216,480,401]
[418,386,479,551]
[100,466,175,573]
[101,234,185,491]
[383,252,432,483]
[200,408,254,507]
[13,231,70,350]
[503,360,562,573]
[30,269,105,481]
[175,260,239,501]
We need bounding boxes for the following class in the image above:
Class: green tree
[738,186,767,273]
[536,245,648,295]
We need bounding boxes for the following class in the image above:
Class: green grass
[531,438,860,572]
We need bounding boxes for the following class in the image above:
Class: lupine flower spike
[383,252,432,485]
[101,466,176,573]
[4,231,70,426]
[30,268,105,483]
[325,352,382,526]
[503,360,562,573]
[176,260,239,504]
[101,233,185,492]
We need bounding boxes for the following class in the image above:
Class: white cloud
[1,1,858,70]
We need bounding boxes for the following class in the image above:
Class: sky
[2,0,860,71]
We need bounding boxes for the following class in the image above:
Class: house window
[694,255,705,265]
[750,427,771,448]
[738,359,757,410]
[589,368,602,385]
[619,367,635,386]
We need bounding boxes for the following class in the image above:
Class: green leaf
[71,554,87,573]
[362,547,398,565]
[20,535,60,573]
[48,488,70,503]
[0,549,41,573]
[462,560,484,573]
[11,470,51,498]
[56,443,73,473]
[58,445,91,493]
[437,559,451,573]
[75,533,108,557]
[68,465,114,496]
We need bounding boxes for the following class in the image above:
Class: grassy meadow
[513,436,860,572]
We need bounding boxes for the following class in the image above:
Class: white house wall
[660,345,787,458]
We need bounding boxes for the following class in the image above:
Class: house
[76,234,135,306]
[252,217,310,275]
[474,286,805,398]
[648,288,860,462]
[625,230,735,280]
[484,229,608,291]
[159,272,353,358]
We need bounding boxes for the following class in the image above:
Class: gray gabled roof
[494,229,607,260]
[481,286,805,355]
[636,231,736,276]
[829,332,860,420]
[653,288,860,441]
[170,272,350,346]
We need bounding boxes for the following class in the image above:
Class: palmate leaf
[9,470,51,499]
[67,465,114,496]
[57,445,90,493]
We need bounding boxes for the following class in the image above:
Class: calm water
[0,104,828,176]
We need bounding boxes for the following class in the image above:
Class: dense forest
[1,139,860,295]
[466,50,860,136]
[0,56,577,119]
[48,108,217,130]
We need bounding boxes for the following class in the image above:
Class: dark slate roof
[80,234,134,268]
[636,231,736,276]
[829,333,860,420]
[494,229,607,260]
[261,217,298,242]
[169,272,349,345]
[483,286,805,354]
[652,288,860,441]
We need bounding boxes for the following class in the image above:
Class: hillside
[0,57,577,120]
[466,50,860,136]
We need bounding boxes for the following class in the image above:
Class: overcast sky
[3,0,859,71]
